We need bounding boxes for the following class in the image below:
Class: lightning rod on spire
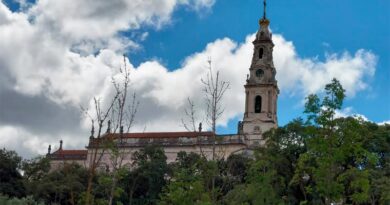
[263,0,267,19]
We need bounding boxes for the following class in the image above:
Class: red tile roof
[102,131,215,139]
[52,149,88,155]
[50,149,87,160]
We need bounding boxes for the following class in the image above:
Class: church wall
[85,143,247,171]
[49,159,88,171]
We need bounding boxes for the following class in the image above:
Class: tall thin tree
[201,58,230,160]
[82,55,138,205]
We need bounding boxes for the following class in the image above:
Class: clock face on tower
[255,69,264,78]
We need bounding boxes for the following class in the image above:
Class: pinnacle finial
[90,123,95,137]
[120,125,124,135]
[263,0,267,19]
[48,145,51,155]
[106,120,111,133]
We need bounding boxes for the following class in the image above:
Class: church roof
[102,131,215,139]
[49,149,88,160]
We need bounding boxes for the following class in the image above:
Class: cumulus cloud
[0,125,86,158]
[334,107,389,126]
[273,35,377,97]
[28,0,215,53]
[179,0,216,11]
[334,107,369,121]
[0,0,215,103]
[0,1,378,158]
[378,121,390,125]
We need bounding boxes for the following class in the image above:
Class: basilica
[48,2,279,170]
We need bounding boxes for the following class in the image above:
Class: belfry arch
[255,96,262,113]
[259,48,264,59]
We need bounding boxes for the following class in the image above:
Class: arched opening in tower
[255,96,262,113]
[259,48,264,59]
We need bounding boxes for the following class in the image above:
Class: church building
[47,1,279,170]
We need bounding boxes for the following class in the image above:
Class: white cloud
[334,107,390,126]
[28,0,215,53]
[273,35,377,97]
[0,0,215,104]
[378,120,390,125]
[334,107,369,121]
[334,107,354,118]
[0,125,86,159]
[179,0,216,11]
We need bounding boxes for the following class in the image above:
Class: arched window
[259,48,264,59]
[255,96,262,113]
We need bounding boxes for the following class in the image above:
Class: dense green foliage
[0,194,44,205]
[0,148,25,198]
[1,79,389,204]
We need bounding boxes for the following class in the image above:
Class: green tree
[363,122,390,204]
[225,154,252,184]
[294,78,375,204]
[26,163,88,205]
[118,146,168,205]
[0,194,44,205]
[159,152,213,205]
[0,148,25,198]
[159,168,212,205]
[224,119,308,204]
[22,156,50,182]
[224,150,285,205]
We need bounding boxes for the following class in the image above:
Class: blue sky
[0,0,389,157]
[128,0,390,131]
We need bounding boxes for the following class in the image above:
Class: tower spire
[259,0,270,28]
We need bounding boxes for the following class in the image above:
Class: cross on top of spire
[259,0,270,27]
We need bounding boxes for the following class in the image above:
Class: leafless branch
[181,98,198,132]
[201,58,230,160]
[83,54,139,205]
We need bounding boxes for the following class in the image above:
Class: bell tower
[240,0,278,145]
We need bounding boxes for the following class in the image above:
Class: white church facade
[47,2,279,170]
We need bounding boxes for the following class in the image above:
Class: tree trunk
[108,172,118,205]
[85,168,95,205]
[129,175,139,205]
[70,190,75,205]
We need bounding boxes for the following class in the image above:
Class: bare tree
[201,58,230,203]
[107,95,138,205]
[201,58,230,160]
[181,97,198,132]
[181,98,209,158]
[107,56,139,205]
[82,55,139,205]
[82,96,119,205]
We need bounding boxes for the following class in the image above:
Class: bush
[0,194,44,205]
